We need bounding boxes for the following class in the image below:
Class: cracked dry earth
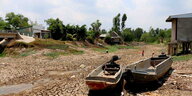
[0,44,192,96]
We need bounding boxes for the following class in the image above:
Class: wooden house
[110,32,123,44]
[166,13,192,55]
[99,32,123,44]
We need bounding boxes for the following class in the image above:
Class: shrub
[86,36,94,44]
[66,34,74,41]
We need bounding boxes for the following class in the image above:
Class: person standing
[142,50,144,56]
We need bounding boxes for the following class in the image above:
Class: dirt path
[0,44,191,96]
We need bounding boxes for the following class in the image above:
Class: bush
[86,36,94,44]
[122,29,134,42]
[66,34,74,41]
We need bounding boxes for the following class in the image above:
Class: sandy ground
[0,44,192,96]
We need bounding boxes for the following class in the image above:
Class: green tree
[45,18,66,40]
[158,29,166,43]
[122,28,134,42]
[76,25,87,41]
[0,17,7,30]
[91,20,102,38]
[101,29,107,34]
[133,27,144,41]
[140,33,150,42]
[112,13,121,35]
[5,12,29,29]
[121,14,127,31]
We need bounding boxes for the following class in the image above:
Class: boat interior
[126,56,169,73]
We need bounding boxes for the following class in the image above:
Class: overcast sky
[0,0,192,31]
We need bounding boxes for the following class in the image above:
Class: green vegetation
[19,49,36,57]
[44,50,84,58]
[0,53,6,57]
[90,20,102,39]
[93,45,136,53]
[44,52,62,58]
[46,45,68,50]
[45,18,87,41]
[0,12,30,30]
[0,12,171,45]
[2,39,84,58]
[173,54,192,61]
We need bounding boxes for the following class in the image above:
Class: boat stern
[86,81,115,90]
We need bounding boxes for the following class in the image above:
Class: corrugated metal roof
[166,13,192,22]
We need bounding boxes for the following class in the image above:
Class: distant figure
[152,53,155,57]
[142,50,144,56]
[106,50,109,53]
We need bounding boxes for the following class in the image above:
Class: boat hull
[85,65,123,90]
[125,56,172,83]
[86,80,117,90]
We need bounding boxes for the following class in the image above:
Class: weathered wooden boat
[85,64,123,90]
[124,55,172,83]
[86,55,123,90]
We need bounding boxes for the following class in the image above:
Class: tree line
[0,12,171,44]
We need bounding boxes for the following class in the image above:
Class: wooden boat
[124,55,172,83]
[85,64,123,90]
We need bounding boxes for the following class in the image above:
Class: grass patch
[44,49,84,58]
[172,54,192,61]
[30,38,65,45]
[46,45,68,50]
[30,39,69,49]
[0,53,6,57]
[93,45,136,53]
[19,49,36,57]
[44,52,62,58]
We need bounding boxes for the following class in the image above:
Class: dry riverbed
[0,44,192,96]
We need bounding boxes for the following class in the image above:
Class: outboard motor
[103,55,121,75]
[158,52,168,59]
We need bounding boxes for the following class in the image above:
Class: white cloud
[0,0,191,30]
[96,0,126,13]
[184,0,192,9]
[45,0,94,26]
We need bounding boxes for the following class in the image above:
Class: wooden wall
[171,19,177,42]
[177,18,192,42]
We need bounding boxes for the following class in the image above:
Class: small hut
[166,13,192,55]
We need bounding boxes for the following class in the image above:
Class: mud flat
[0,83,33,95]
[0,44,191,96]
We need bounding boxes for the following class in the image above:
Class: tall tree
[76,25,87,41]
[112,13,121,35]
[158,29,165,43]
[121,13,127,31]
[91,20,102,38]
[5,12,29,29]
[134,27,144,41]
[45,18,66,40]
[122,28,134,42]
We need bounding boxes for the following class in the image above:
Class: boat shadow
[88,89,122,96]
[124,68,174,95]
